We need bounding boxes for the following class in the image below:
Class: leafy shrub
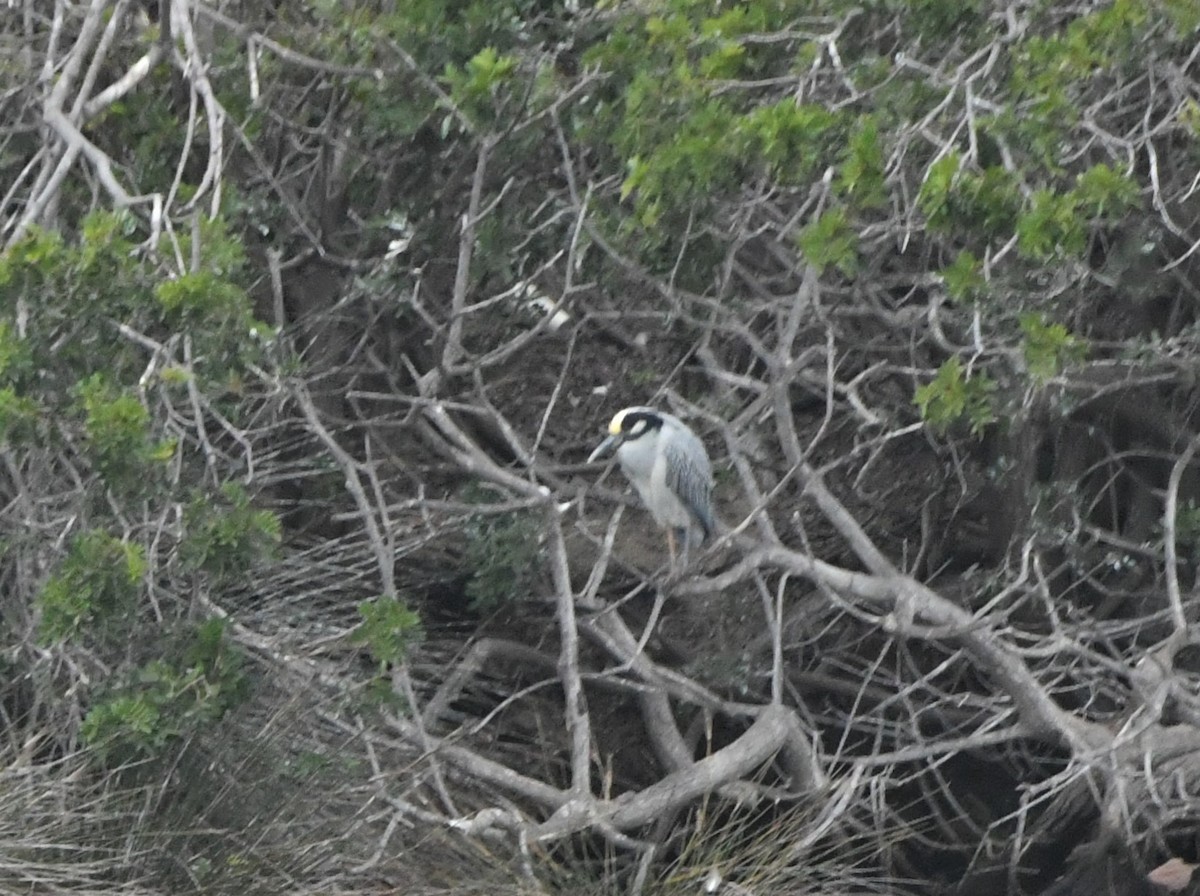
[1020,313,1085,383]
[940,250,987,304]
[74,374,174,490]
[80,618,248,760]
[1,189,269,771]
[180,482,282,582]
[353,596,424,669]
[37,530,146,643]
[464,509,543,611]
[798,207,858,276]
[914,356,997,436]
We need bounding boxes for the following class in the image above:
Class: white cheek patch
[628,419,646,436]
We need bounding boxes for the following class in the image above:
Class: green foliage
[74,374,173,489]
[1000,0,1166,169]
[1020,313,1085,383]
[0,320,31,383]
[155,270,248,318]
[837,119,887,208]
[740,100,838,182]
[1009,0,1151,123]
[92,62,201,195]
[903,0,983,35]
[2,222,154,402]
[0,213,259,400]
[37,530,146,643]
[443,46,519,130]
[914,356,997,436]
[180,482,281,581]
[80,207,139,256]
[0,139,271,776]
[300,0,580,156]
[1017,164,1139,261]
[697,38,746,79]
[81,695,164,755]
[81,618,248,760]
[591,3,845,248]
[1050,0,1147,73]
[1161,0,1200,33]
[353,596,424,669]
[1181,99,1200,135]
[616,92,842,227]
[1074,163,1140,218]
[916,153,964,231]
[0,386,37,441]
[0,226,65,280]
[618,96,744,227]
[920,152,1139,265]
[798,207,858,276]
[71,212,146,313]
[464,508,542,611]
[1017,189,1086,260]
[941,250,986,303]
[1173,500,1200,564]
[187,617,246,684]
[918,154,1022,241]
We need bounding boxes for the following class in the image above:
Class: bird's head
[587,407,663,462]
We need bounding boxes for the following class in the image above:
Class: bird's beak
[587,433,621,463]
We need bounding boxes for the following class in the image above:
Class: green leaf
[82,695,162,751]
[37,530,146,643]
[180,482,281,581]
[837,119,887,208]
[699,41,745,79]
[0,227,64,277]
[1017,189,1085,260]
[0,387,38,442]
[354,597,424,667]
[797,207,858,276]
[80,620,248,762]
[0,321,32,383]
[443,45,519,124]
[466,47,516,86]
[74,374,158,487]
[917,152,962,229]
[155,271,248,317]
[941,250,986,303]
[645,14,689,46]
[914,356,997,435]
[621,156,647,201]
[1020,313,1085,383]
[1073,163,1139,218]
[464,504,543,611]
[1180,99,1200,136]
[740,100,837,179]
[1162,0,1200,34]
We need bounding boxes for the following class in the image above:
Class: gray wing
[664,435,714,539]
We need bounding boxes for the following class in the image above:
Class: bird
[587,406,715,567]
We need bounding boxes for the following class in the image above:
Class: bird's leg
[677,527,690,568]
[666,527,677,569]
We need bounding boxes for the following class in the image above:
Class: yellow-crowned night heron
[587,406,715,566]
